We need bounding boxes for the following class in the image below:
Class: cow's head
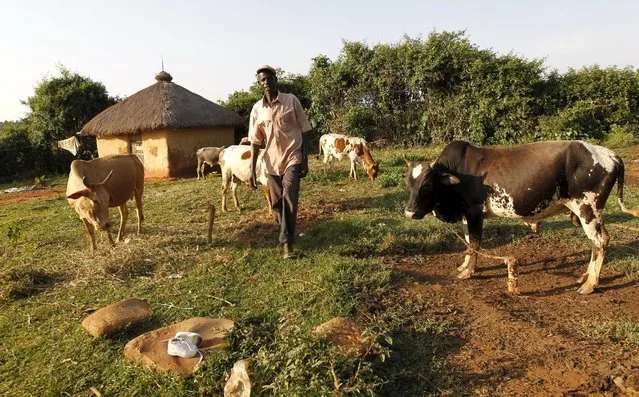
[67,170,114,230]
[404,155,459,219]
[365,162,379,182]
[355,143,379,182]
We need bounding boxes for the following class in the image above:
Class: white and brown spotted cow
[66,154,144,251]
[404,140,639,294]
[318,133,379,181]
[218,145,271,214]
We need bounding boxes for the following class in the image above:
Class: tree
[23,65,117,173]
[0,121,31,181]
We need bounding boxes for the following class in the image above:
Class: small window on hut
[130,134,144,163]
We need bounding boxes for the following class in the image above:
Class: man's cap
[256,65,277,76]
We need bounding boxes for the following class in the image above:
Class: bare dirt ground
[398,235,639,396]
[0,188,64,205]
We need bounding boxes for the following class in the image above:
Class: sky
[2,0,639,121]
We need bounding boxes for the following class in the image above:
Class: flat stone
[124,317,234,376]
[312,317,369,356]
[81,298,151,338]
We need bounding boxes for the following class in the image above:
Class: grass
[1,146,639,396]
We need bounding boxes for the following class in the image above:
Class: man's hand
[300,130,312,179]
[299,155,309,178]
[249,143,260,190]
[248,170,258,190]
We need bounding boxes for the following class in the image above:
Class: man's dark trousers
[268,164,301,244]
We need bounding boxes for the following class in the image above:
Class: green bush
[536,100,608,141]
[604,124,638,148]
[376,169,405,188]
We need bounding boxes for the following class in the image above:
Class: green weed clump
[580,320,639,346]
[0,265,62,301]
[203,311,388,396]
[604,124,638,148]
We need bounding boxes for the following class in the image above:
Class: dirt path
[399,235,639,396]
[0,188,64,205]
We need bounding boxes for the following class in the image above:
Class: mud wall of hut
[141,130,170,178]
[96,131,170,178]
[166,127,234,177]
[96,136,130,157]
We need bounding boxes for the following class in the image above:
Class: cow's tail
[616,158,639,217]
[316,138,323,160]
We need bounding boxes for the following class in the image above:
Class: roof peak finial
[155,70,172,82]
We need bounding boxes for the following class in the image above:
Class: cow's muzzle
[404,209,426,220]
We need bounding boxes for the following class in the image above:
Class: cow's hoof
[577,283,595,294]
[457,263,468,272]
[507,280,520,295]
[457,269,474,279]
[576,272,589,284]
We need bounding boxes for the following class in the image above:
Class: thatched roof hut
[80,72,241,178]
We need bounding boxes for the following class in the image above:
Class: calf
[318,133,379,181]
[218,145,271,214]
[66,154,144,251]
[404,140,639,294]
[196,146,225,180]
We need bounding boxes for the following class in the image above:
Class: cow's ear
[440,173,460,185]
[67,189,91,199]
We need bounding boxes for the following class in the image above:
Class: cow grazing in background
[218,145,271,214]
[66,154,144,251]
[404,140,639,294]
[318,133,379,181]
[196,146,225,180]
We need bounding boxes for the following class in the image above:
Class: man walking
[248,65,312,259]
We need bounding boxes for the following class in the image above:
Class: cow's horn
[403,154,411,166]
[100,170,114,185]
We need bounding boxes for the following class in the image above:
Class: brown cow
[66,154,144,251]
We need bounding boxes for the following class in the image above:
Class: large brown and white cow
[318,133,379,181]
[196,146,225,180]
[66,154,144,251]
[218,145,271,214]
[404,140,639,294]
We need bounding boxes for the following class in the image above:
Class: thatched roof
[79,72,243,136]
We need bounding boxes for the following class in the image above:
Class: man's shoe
[283,243,297,259]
